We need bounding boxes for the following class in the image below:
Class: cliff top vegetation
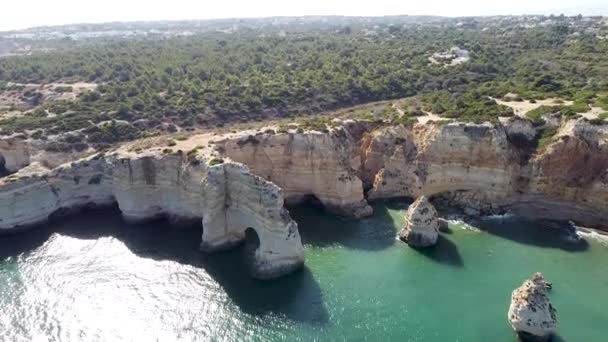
[0,15,607,150]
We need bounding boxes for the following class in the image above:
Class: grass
[208,158,224,166]
[526,105,558,122]
[537,127,559,150]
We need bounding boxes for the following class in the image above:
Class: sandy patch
[0,81,98,115]
[416,112,442,124]
[578,106,606,120]
[494,97,573,118]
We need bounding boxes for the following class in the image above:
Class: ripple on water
[1,233,255,342]
[1,205,608,341]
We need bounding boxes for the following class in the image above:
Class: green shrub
[595,96,608,111]
[54,86,73,93]
[568,100,590,113]
[538,127,559,150]
[208,158,224,166]
[526,105,561,123]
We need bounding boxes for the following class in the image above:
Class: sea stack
[399,196,439,247]
[508,273,557,342]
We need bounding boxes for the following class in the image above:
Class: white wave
[576,229,608,247]
[482,213,514,220]
[448,219,482,233]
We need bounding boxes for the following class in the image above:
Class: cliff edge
[0,149,304,279]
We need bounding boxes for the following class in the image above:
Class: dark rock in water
[438,218,450,232]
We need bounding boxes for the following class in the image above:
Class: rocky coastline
[0,149,305,279]
[1,116,608,278]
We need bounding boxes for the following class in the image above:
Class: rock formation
[0,150,304,279]
[207,117,608,229]
[359,119,608,229]
[399,196,439,247]
[2,115,608,275]
[218,127,372,218]
[508,273,557,341]
[366,122,516,203]
[0,136,30,175]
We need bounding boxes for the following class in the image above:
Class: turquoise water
[0,202,607,341]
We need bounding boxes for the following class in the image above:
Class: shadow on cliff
[0,207,329,325]
[288,199,408,251]
[410,235,464,267]
[472,217,589,253]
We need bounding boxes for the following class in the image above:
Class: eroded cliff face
[0,137,30,175]
[2,116,608,279]
[0,150,304,279]
[205,117,608,229]
[217,127,372,218]
[366,122,518,202]
[361,119,608,228]
[514,120,608,226]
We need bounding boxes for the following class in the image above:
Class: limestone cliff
[198,117,608,229]
[0,150,304,279]
[366,122,517,203]
[360,119,608,229]
[0,136,30,175]
[217,127,372,218]
[2,115,608,278]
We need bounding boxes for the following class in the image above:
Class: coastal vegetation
[0,15,607,147]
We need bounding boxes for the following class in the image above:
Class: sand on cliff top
[494,97,574,117]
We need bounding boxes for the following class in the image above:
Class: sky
[0,0,606,31]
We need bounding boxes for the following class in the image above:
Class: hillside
[0,15,607,154]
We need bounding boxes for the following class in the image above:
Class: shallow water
[0,202,607,341]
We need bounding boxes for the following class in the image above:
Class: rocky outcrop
[2,115,608,272]
[0,150,304,279]
[213,117,608,229]
[511,120,608,227]
[360,119,608,229]
[0,136,30,175]
[367,122,517,202]
[218,128,372,218]
[508,273,557,341]
[399,196,439,247]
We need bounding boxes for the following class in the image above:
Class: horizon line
[2,12,607,33]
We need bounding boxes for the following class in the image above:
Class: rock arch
[200,163,304,279]
[0,138,30,174]
[0,153,305,279]
[0,153,6,176]
[242,227,262,275]
[244,227,261,249]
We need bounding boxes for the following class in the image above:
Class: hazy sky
[1,0,606,31]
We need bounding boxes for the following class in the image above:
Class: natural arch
[0,153,7,177]
[242,227,261,275]
[244,227,261,250]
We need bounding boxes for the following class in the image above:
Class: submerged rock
[508,273,557,342]
[399,196,439,247]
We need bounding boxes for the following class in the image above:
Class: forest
[0,15,607,148]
